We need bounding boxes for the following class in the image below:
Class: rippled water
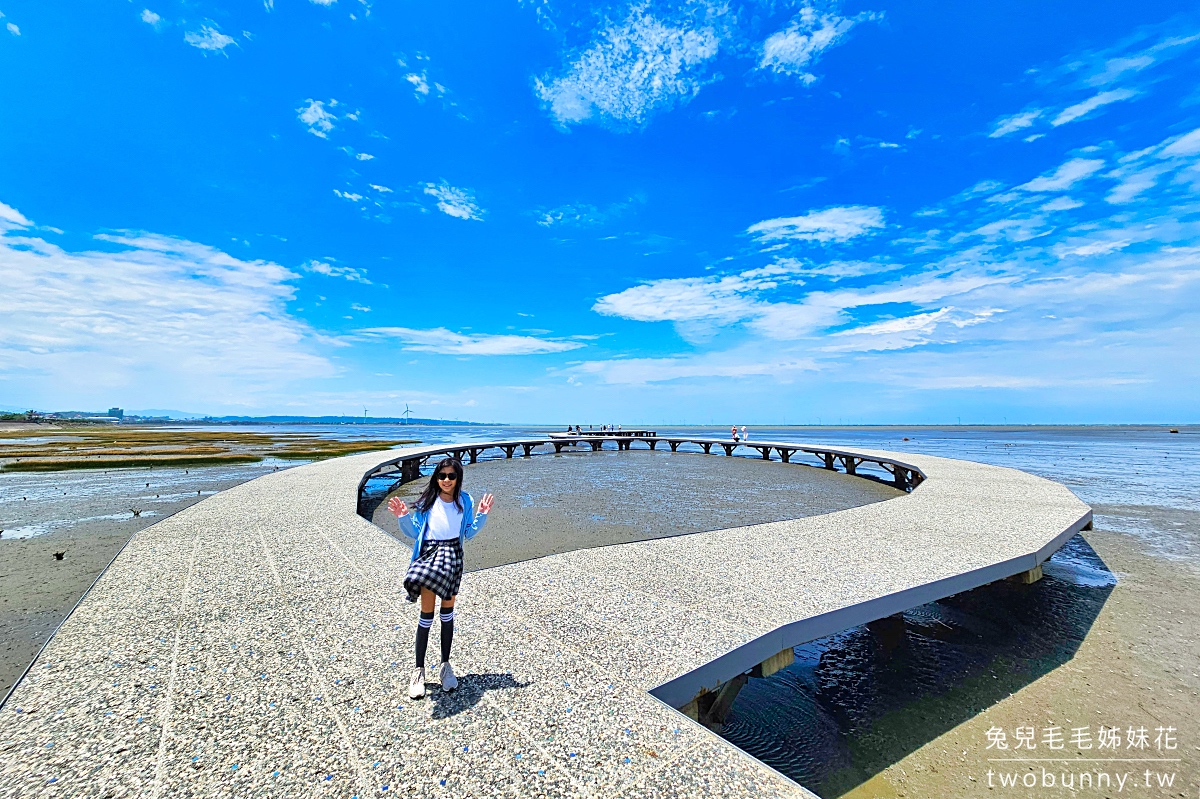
[719,535,1118,794]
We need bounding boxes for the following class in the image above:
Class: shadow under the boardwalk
[716,534,1116,798]
[427,672,530,720]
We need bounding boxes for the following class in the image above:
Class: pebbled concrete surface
[0,442,1090,798]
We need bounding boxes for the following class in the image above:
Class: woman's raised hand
[478,493,494,514]
[387,497,409,517]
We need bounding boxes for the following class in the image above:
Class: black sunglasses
[436,472,458,481]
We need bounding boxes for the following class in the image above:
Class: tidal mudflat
[0,422,417,698]
[372,448,903,571]
[0,460,286,698]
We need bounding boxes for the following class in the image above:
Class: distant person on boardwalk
[731,426,740,442]
[741,426,748,441]
[389,458,494,699]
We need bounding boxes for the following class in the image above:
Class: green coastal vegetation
[0,426,418,472]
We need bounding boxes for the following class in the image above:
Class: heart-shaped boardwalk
[0,440,1091,798]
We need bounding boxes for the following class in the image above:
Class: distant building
[108,407,124,419]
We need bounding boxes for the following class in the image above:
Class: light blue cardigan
[396,490,488,562]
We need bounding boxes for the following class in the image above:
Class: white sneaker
[436,662,458,692]
[408,667,426,699]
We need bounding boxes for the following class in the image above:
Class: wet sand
[713,520,1200,799]
[370,449,904,571]
[824,525,1200,799]
[0,468,281,699]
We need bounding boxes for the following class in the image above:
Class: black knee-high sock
[440,607,455,663]
[415,610,434,668]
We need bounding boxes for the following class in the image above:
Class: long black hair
[415,457,464,513]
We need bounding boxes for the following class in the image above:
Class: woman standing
[388,457,494,699]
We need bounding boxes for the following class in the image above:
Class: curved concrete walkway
[0,443,1091,798]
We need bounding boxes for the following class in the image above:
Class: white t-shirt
[427,497,464,541]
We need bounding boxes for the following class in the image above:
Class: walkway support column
[1011,564,1044,584]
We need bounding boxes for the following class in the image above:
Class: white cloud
[1159,126,1200,158]
[1018,157,1105,191]
[1105,164,1168,205]
[1086,54,1153,86]
[748,205,886,244]
[404,71,448,103]
[356,152,374,161]
[538,203,605,227]
[593,259,1006,345]
[1055,238,1132,258]
[297,99,337,138]
[7,22,20,36]
[1103,126,1200,204]
[406,72,431,97]
[359,327,584,356]
[1040,196,1083,211]
[989,109,1042,138]
[969,215,1049,243]
[333,189,363,202]
[0,201,32,230]
[310,0,336,5]
[749,257,903,281]
[1051,88,1136,127]
[823,306,1001,352]
[534,4,722,128]
[1082,32,1200,86]
[759,4,879,84]
[536,197,640,228]
[141,9,161,26]
[301,259,371,283]
[422,181,483,220]
[593,275,767,324]
[369,184,392,193]
[0,216,332,402]
[184,23,236,53]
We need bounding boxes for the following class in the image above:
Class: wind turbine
[363,406,368,424]
[402,404,413,425]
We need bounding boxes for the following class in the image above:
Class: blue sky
[1,0,1198,424]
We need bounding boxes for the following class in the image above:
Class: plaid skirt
[404,538,464,601]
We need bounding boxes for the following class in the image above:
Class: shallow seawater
[0,458,292,539]
[717,535,1118,795]
[373,449,902,571]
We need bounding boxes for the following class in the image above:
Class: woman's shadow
[427,672,529,720]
